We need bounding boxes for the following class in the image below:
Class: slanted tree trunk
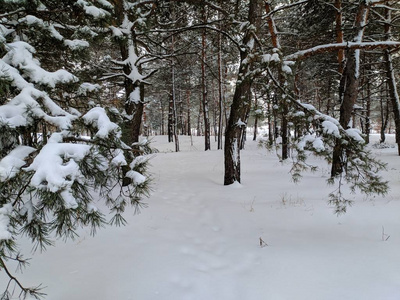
[224,0,261,185]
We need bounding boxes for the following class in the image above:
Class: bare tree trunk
[201,7,211,151]
[168,94,174,142]
[161,100,165,135]
[335,0,345,73]
[331,1,370,177]
[265,1,289,159]
[186,90,191,136]
[267,98,274,146]
[380,83,389,143]
[197,96,203,136]
[212,81,218,142]
[171,34,179,152]
[224,0,261,185]
[253,91,258,141]
[217,22,224,150]
[384,4,400,154]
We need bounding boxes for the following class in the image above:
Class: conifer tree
[0,1,152,298]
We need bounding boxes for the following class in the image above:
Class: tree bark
[331,1,370,177]
[265,1,289,160]
[253,92,258,141]
[335,0,345,73]
[201,7,211,151]
[217,25,224,150]
[186,90,192,136]
[384,4,400,154]
[224,0,261,185]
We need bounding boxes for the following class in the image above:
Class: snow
[129,88,141,104]
[321,120,340,138]
[2,134,400,299]
[125,170,146,185]
[64,39,89,50]
[297,134,325,152]
[24,141,91,193]
[76,0,110,18]
[77,82,101,96]
[0,145,35,180]
[83,107,120,138]
[0,204,12,241]
[346,128,365,143]
[236,118,246,127]
[3,41,77,88]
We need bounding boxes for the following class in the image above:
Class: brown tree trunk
[384,4,400,154]
[335,0,345,73]
[379,85,389,143]
[168,93,174,142]
[253,92,258,141]
[224,0,261,185]
[265,1,288,159]
[331,1,370,177]
[186,90,191,136]
[217,19,224,150]
[201,7,211,151]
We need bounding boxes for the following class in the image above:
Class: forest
[0,0,400,299]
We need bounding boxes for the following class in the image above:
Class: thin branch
[284,41,400,61]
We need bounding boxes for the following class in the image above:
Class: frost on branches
[0,1,152,299]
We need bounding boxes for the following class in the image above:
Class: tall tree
[331,0,372,176]
[224,0,262,185]
[0,1,152,297]
[383,2,400,154]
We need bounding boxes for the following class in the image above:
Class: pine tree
[0,1,152,298]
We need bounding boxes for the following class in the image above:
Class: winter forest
[1,0,400,299]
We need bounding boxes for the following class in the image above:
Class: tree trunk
[380,91,389,143]
[186,90,191,136]
[201,8,211,151]
[168,94,174,142]
[253,92,258,141]
[217,22,224,150]
[265,1,288,160]
[335,0,345,73]
[384,5,400,154]
[331,1,370,177]
[171,34,179,152]
[224,0,261,185]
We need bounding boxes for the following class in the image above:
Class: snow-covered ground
[3,134,400,300]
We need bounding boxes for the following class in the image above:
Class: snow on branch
[83,107,121,138]
[0,146,36,181]
[76,0,110,18]
[24,142,91,194]
[284,41,400,61]
[3,41,78,88]
[0,204,12,241]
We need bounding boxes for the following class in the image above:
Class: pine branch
[0,257,46,299]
